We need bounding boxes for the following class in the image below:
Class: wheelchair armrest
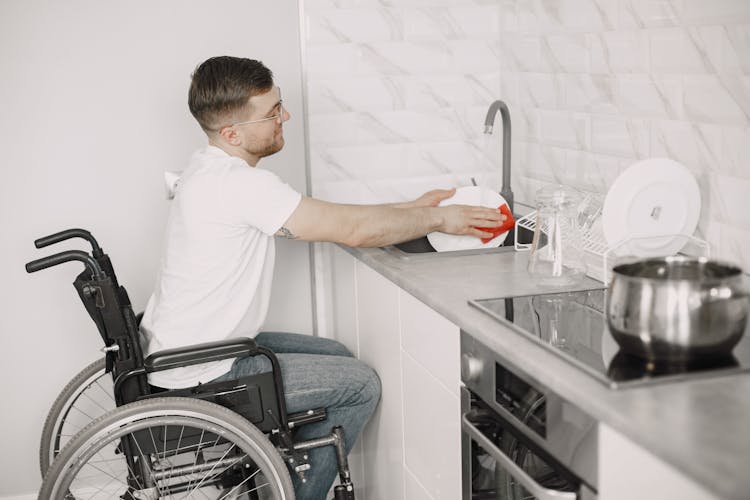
[144,337,261,373]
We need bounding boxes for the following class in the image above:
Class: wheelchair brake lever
[266,409,313,482]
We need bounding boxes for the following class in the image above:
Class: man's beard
[255,135,284,159]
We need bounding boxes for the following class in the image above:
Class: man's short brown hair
[188,56,274,133]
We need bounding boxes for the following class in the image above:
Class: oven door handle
[462,411,577,500]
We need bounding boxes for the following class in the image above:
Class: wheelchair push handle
[25,250,106,280]
[34,228,103,256]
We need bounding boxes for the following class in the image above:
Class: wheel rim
[49,408,291,499]
[48,366,114,466]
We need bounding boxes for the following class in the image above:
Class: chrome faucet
[483,100,514,213]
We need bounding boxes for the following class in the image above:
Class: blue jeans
[212,332,381,500]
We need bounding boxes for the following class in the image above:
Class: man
[140,56,505,499]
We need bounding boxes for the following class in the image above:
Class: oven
[461,330,598,500]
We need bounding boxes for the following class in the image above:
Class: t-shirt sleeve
[221,165,302,235]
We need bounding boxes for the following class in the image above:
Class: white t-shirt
[140,145,302,389]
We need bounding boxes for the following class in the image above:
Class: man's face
[233,86,289,160]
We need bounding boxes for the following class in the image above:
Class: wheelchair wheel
[39,397,295,500]
[39,358,113,475]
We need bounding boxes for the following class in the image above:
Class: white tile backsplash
[590,31,650,73]
[683,75,749,125]
[650,27,711,74]
[563,74,618,113]
[619,0,684,29]
[303,0,750,269]
[590,115,650,157]
[543,33,590,73]
[650,119,722,171]
[722,126,750,178]
[616,75,682,119]
[682,0,750,26]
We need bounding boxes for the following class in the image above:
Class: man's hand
[438,205,506,239]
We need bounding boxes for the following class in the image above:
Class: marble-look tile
[306,44,360,79]
[710,174,750,230]
[307,77,404,114]
[722,126,750,178]
[534,0,618,33]
[543,33,589,73]
[404,6,500,41]
[499,72,520,104]
[708,222,750,270]
[356,110,469,144]
[309,113,360,147]
[501,34,548,72]
[617,75,682,119]
[650,119,722,172]
[306,8,402,45]
[682,0,750,26]
[619,0,684,29]
[498,0,519,32]
[590,115,650,158]
[565,150,631,192]
[683,75,749,126]
[513,107,540,141]
[306,0,391,8]
[723,25,750,75]
[519,73,563,108]
[313,140,490,181]
[358,41,451,75]
[447,39,501,73]
[309,146,357,183]
[353,174,495,204]
[404,7,464,41]
[538,110,590,149]
[650,27,711,74]
[401,73,499,111]
[516,0,541,33]
[312,179,379,204]
[516,141,568,184]
[589,31,650,74]
[563,74,617,114]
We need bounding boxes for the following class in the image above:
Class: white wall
[0,0,311,495]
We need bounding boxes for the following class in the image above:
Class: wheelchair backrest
[73,268,149,405]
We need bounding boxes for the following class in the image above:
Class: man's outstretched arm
[277,195,505,248]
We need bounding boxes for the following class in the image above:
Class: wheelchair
[28,229,356,500]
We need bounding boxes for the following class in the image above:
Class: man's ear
[217,125,242,146]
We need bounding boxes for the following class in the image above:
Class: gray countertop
[340,244,750,500]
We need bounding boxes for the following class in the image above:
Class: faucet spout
[483,100,513,212]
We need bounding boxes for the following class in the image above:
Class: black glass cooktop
[469,288,750,389]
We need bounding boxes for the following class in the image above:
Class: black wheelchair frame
[27,228,356,500]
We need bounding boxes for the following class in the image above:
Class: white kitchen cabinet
[400,290,462,500]
[598,424,714,500]
[355,260,405,500]
[325,245,463,500]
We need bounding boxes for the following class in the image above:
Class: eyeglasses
[230,87,284,128]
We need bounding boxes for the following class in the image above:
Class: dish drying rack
[513,191,710,283]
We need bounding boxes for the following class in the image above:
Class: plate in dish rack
[602,158,701,257]
[427,186,509,252]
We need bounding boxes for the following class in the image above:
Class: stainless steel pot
[607,256,749,362]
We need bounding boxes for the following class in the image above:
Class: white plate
[602,158,701,257]
[427,186,509,252]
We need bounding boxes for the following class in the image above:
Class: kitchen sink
[382,222,536,259]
